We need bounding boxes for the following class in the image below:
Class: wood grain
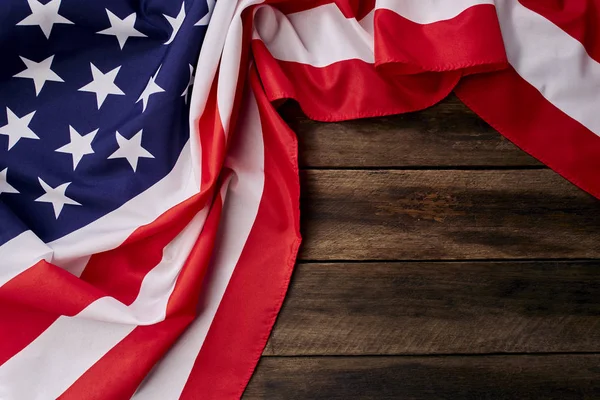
[299,170,600,260]
[253,99,600,399]
[282,95,542,168]
[245,355,600,399]
[264,262,600,356]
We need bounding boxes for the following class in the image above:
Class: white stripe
[0,318,134,400]
[187,0,239,186]
[376,0,494,24]
[0,208,207,399]
[216,9,243,137]
[132,78,265,400]
[496,0,600,137]
[0,231,52,286]
[253,3,374,68]
[217,0,264,137]
[188,0,241,120]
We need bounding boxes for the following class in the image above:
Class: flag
[0,0,598,399]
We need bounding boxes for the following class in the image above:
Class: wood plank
[264,262,600,355]
[299,170,600,260]
[282,95,542,168]
[245,355,600,399]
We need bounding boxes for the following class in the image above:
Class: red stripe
[199,4,254,193]
[57,316,193,400]
[58,194,224,400]
[0,302,55,366]
[199,70,227,191]
[520,0,600,63]
[374,5,507,76]
[80,194,202,305]
[0,260,102,365]
[164,193,223,318]
[179,65,301,400]
[252,40,459,122]
[456,66,600,199]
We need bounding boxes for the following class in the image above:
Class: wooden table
[244,95,600,399]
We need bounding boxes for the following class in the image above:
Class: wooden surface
[299,170,600,260]
[246,355,600,399]
[289,96,542,168]
[245,95,600,399]
[263,262,600,355]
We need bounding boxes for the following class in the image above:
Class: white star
[13,55,63,96]
[97,9,147,50]
[195,0,215,26]
[181,64,194,104]
[108,130,154,172]
[79,63,125,109]
[164,2,186,45]
[35,178,81,219]
[137,70,165,112]
[0,169,19,195]
[0,108,39,150]
[17,0,73,39]
[55,126,98,170]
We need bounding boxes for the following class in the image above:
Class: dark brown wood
[252,96,600,399]
[282,95,542,168]
[298,170,600,260]
[264,262,600,356]
[245,355,600,399]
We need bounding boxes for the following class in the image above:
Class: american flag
[0,0,598,398]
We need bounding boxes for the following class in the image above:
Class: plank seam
[300,166,549,171]
[260,352,600,358]
[297,258,600,264]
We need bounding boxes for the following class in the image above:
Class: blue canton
[0,0,213,246]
